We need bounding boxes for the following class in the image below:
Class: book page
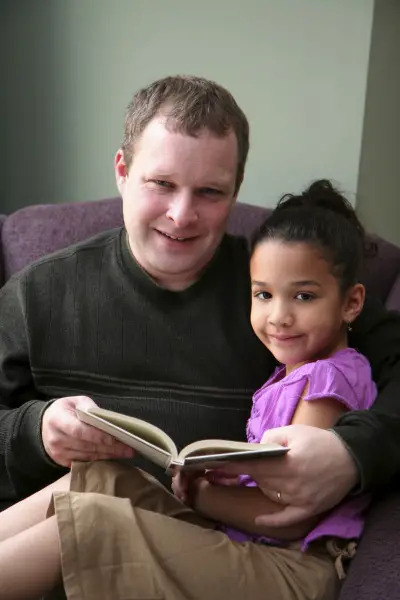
[176,439,289,468]
[76,408,178,470]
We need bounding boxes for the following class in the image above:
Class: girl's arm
[193,480,317,540]
[192,391,346,540]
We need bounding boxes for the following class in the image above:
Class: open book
[76,407,289,473]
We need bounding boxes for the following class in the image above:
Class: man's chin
[151,260,201,278]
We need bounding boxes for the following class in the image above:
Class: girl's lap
[49,461,338,600]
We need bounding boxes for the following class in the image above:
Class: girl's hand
[205,470,241,486]
[171,469,205,505]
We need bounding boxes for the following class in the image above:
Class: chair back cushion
[1,198,400,312]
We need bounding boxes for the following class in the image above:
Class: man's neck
[154,274,198,291]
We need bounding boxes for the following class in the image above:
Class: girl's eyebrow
[251,279,322,287]
[251,280,266,287]
[292,280,321,287]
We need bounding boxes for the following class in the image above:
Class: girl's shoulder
[298,348,376,410]
[254,348,375,409]
[320,347,370,369]
[284,348,371,380]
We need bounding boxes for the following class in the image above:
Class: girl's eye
[254,291,272,301]
[295,292,315,302]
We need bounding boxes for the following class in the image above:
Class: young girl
[0,180,376,600]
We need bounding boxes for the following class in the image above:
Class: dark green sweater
[1,228,400,509]
[0,229,272,506]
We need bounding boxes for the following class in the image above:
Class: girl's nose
[268,302,293,328]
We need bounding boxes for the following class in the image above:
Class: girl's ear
[343,283,365,326]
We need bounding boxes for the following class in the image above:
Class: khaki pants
[50,461,340,600]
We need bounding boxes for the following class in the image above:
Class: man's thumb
[260,427,290,447]
[74,395,98,410]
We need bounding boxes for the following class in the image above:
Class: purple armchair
[1,197,400,599]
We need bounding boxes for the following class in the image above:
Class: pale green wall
[2,0,373,213]
[357,0,400,246]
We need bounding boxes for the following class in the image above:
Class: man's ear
[343,283,365,325]
[114,149,128,194]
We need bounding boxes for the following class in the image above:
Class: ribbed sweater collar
[118,228,233,302]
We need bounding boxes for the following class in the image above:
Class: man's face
[115,117,239,290]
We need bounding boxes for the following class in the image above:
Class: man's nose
[166,193,198,228]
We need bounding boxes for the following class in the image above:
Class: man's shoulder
[9,228,123,286]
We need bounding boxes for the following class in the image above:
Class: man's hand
[41,396,134,467]
[217,425,359,527]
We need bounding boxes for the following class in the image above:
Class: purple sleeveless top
[222,348,377,550]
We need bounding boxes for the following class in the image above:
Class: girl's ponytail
[251,179,375,293]
[276,179,366,246]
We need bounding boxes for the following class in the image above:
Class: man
[0,76,399,532]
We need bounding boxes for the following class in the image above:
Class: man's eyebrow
[196,180,232,191]
[148,172,175,179]
[146,174,232,189]
[208,177,232,185]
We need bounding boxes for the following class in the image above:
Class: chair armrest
[339,489,400,599]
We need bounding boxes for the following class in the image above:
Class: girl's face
[250,240,364,372]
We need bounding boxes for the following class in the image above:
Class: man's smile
[156,229,199,242]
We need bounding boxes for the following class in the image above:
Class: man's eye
[254,291,272,300]
[153,180,172,188]
[198,187,222,197]
[296,292,315,301]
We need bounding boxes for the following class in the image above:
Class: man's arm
[334,294,400,491]
[0,275,133,506]
[0,274,64,505]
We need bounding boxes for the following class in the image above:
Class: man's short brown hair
[121,75,249,194]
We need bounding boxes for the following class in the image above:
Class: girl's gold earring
[347,322,353,332]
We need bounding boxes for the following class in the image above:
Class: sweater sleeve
[333,294,400,492]
[0,274,64,506]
